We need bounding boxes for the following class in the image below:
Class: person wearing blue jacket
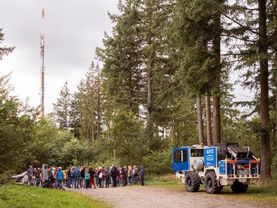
[73,167,80,188]
[56,167,64,189]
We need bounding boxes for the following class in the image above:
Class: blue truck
[172,143,260,194]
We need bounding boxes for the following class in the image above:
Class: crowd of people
[26,165,145,189]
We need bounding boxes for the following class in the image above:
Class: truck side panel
[172,147,190,172]
[204,147,217,167]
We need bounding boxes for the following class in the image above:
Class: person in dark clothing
[27,165,33,185]
[140,166,145,186]
[66,167,72,188]
[123,166,128,186]
[89,166,95,188]
[110,165,118,187]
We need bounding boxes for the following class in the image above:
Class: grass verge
[0,184,111,208]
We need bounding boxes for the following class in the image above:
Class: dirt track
[69,186,271,208]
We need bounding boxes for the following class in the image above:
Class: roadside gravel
[69,186,270,208]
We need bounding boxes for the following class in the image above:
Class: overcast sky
[0,0,118,113]
[0,0,253,115]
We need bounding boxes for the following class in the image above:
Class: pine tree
[225,0,272,179]
[138,0,176,148]
[75,63,104,143]
[53,81,70,129]
[96,0,144,115]
[172,0,224,144]
[68,93,81,138]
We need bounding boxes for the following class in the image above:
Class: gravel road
[69,186,271,208]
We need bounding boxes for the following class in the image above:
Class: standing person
[111,165,117,187]
[73,167,80,188]
[89,166,96,188]
[128,166,133,185]
[132,166,136,184]
[101,167,106,188]
[98,167,103,188]
[35,168,41,186]
[123,166,128,186]
[119,167,124,186]
[56,167,64,189]
[80,166,85,188]
[27,165,33,185]
[94,168,99,188]
[49,167,55,188]
[66,166,72,188]
[109,166,113,186]
[105,167,111,188]
[54,167,58,188]
[71,167,76,188]
[84,168,90,189]
[140,166,145,186]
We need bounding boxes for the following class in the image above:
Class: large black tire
[231,180,248,193]
[204,171,223,194]
[185,172,201,192]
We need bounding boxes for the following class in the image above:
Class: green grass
[146,175,277,205]
[223,184,277,205]
[145,176,183,190]
[0,184,111,208]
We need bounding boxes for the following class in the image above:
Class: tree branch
[221,13,259,35]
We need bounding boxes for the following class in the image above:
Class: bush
[142,149,172,175]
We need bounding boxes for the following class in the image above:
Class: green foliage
[75,63,104,143]
[108,109,144,165]
[0,184,110,208]
[172,0,222,95]
[142,149,172,175]
[53,81,70,129]
[0,74,36,173]
[96,0,143,114]
[26,119,93,167]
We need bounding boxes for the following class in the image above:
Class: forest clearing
[1,0,277,207]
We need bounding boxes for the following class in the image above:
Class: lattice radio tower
[40,8,45,117]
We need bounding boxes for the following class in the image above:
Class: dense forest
[1,0,277,181]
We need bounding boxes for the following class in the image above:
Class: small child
[85,170,90,189]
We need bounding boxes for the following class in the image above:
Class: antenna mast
[40,8,45,117]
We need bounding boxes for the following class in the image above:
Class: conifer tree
[53,82,70,129]
[97,0,144,115]
[172,0,224,144]
[226,0,272,179]
[75,63,104,143]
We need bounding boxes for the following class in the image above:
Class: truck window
[191,149,203,157]
[174,150,182,162]
[174,150,187,162]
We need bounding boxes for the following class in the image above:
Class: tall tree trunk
[205,92,212,146]
[96,108,101,141]
[273,0,277,154]
[212,95,221,144]
[275,86,277,153]
[196,93,204,144]
[146,67,153,143]
[212,8,222,145]
[91,122,95,144]
[258,0,271,180]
